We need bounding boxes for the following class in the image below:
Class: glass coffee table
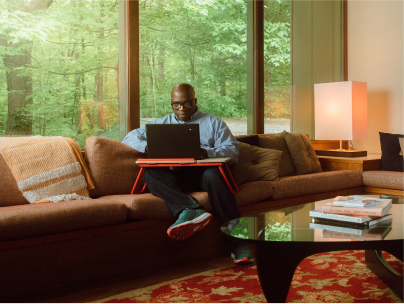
[221,195,403,303]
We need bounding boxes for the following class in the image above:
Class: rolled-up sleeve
[202,119,239,166]
[122,125,148,153]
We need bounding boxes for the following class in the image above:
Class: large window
[263,0,291,134]
[138,0,300,136]
[139,0,248,135]
[0,0,125,148]
[0,0,344,143]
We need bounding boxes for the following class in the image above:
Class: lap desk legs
[131,158,238,195]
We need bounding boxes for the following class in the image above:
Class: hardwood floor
[15,249,254,303]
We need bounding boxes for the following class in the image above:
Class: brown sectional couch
[363,171,404,192]
[0,133,402,301]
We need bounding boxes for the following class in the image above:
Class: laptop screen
[146,124,201,160]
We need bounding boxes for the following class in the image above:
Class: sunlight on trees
[0,0,291,145]
[139,0,291,135]
[0,0,119,147]
[139,0,248,121]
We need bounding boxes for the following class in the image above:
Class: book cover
[309,209,375,223]
[322,225,392,241]
[322,199,392,216]
[310,222,368,235]
[332,196,383,208]
[311,214,393,229]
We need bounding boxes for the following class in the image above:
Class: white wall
[348,0,403,153]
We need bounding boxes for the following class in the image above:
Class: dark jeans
[143,166,246,252]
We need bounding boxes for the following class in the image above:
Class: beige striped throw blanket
[0,136,95,204]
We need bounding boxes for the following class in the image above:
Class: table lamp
[314,81,367,157]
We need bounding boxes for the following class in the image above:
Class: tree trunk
[150,47,157,116]
[158,44,165,79]
[3,50,33,135]
[1,0,54,135]
[93,71,104,129]
[74,52,81,126]
[190,48,195,81]
[220,78,226,96]
[98,107,105,129]
[94,2,105,130]
[265,70,271,118]
[190,57,195,81]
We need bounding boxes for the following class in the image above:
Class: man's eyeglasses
[171,99,194,109]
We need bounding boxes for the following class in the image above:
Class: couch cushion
[270,170,363,200]
[97,192,210,221]
[233,142,282,185]
[0,199,127,242]
[379,132,404,172]
[0,154,29,207]
[259,132,295,177]
[99,182,273,221]
[235,181,273,207]
[284,131,322,175]
[363,171,404,191]
[85,137,147,198]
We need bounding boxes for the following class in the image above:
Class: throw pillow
[379,132,404,172]
[85,136,147,198]
[236,135,260,147]
[284,131,323,175]
[259,132,295,177]
[399,137,403,156]
[233,142,282,186]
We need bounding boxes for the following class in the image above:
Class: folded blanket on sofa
[0,136,95,203]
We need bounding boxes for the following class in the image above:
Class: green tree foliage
[0,0,290,146]
[230,212,291,242]
[264,0,290,119]
[139,0,247,119]
[0,0,119,147]
[139,0,290,119]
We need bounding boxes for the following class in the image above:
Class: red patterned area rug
[96,250,403,303]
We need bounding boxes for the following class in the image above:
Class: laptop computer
[146,124,201,160]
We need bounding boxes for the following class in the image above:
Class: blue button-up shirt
[122,108,239,165]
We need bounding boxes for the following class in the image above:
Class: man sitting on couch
[122,83,253,264]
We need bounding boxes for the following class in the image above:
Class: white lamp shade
[314,81,367,140]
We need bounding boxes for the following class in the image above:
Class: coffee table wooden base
[365,249,404,301]
[254,241,403,303]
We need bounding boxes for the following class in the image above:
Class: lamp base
[315,149,367,157]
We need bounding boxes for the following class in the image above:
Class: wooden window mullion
[254,0,265,134]
[127,0,140,132]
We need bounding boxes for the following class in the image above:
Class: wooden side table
[317,153,381,172]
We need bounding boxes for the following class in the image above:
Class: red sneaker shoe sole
[167,213,212,241]
[234,257,254,264]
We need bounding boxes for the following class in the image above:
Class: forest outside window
[139,0,293,136]
[263,0,291,134]
[139,0,248,135]
[0,0,343,144]
[0,0,125,149]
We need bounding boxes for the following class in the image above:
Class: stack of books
[310,196,393,240]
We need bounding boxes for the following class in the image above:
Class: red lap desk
[131,158,238,195]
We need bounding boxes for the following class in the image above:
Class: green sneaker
[231,245,254,264]
[167,209,212,241]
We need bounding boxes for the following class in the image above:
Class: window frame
[126,0,347,135]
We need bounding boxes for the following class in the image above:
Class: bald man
[123,83,253,264]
